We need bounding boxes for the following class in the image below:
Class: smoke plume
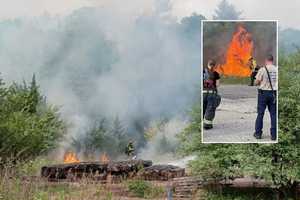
[0,0,201,157]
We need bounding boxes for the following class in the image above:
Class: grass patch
[0,157,117,200]
[126,179,165,199]
[16,157,56,176]
[202,187,284,200]
[221,76,250,85]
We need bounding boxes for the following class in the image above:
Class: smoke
[138,117,189,164]
[0,1,201,153]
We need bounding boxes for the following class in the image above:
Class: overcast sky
[0,0,299,29]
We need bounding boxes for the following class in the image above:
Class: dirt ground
[203,84,276,143]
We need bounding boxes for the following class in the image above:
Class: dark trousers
[255,90,277,139]
[203,93,217,128]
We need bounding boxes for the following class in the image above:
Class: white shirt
[255,64,278,91]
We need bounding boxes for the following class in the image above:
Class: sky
[0,0,299,29]
[171,0,300,29]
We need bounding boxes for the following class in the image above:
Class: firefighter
[125,141,135,156]
[203,59,221,129]
[248,57,259,86]
[254,54,277,140]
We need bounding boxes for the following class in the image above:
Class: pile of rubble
[138,164,185,181]
[41,160,185,182]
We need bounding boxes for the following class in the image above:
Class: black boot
[253,132,262,139]
[204,123,213,130]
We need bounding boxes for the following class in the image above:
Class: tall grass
[0,169,124,200]
[0,158,114,200]
[0,158,166,200]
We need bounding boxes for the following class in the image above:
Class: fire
[217,25,253,77]
[64,151,80,163]
[100,152,110,164]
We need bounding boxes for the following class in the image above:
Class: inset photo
[201,20,278,143]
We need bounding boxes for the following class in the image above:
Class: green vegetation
[204,193,270,200]
[0,172,115,200]
[0,156,116,200]
[203,187,276,200]
[221,76,250,85]
[0,2,299,198]
[179,51,300,199]
[127,180,164,199]
[143,119,178,155]
[15,157,54,176]
[0,75,66,164]
[213,0,242,20]
[70,116,130,158]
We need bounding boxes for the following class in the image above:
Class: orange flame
[64,151,80,163]
[100,152,110,164]
[217,25,253,77]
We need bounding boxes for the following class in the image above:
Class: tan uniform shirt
[255,64,277,91]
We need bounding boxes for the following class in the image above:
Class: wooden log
[41,160,152,181]
[108,160,152,173]
[41,162,108,180]
[139,165,185,181]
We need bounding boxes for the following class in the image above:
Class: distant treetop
[213,0,242,20]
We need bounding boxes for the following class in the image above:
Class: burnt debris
[138,164,185,181]
[41,160,185,182]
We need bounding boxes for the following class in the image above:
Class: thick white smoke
[138,117,189,163]
[0,0,201,152]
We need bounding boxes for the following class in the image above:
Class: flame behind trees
[69,117,129,159]
[217,25,253,77]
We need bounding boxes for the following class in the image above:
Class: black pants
[255,90,277,140]
[203,92,218,128]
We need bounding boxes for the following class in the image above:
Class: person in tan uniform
[253,55,277,140]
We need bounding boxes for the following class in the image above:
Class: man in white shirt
[254,55,277,141]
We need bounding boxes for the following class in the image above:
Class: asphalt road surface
[203,84,276,143]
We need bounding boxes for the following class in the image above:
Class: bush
[15,157,54,176]
[0,75,66,163]
[127,180,164,198]
[202,187,277,200]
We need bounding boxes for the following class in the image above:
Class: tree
[156,134,176,154]
[111,116,125,140]
[0,75,66,163]
[27,74,40,113]
[77,118,107,156]
[110,116,129,155]
[71,117,130,158]
[213,0,242,20]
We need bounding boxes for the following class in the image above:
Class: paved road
[203,85,276,143]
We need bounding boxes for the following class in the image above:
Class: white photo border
[201,20,279,144]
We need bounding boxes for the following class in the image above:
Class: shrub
[127,180,164,198]
[0,75,66,164]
